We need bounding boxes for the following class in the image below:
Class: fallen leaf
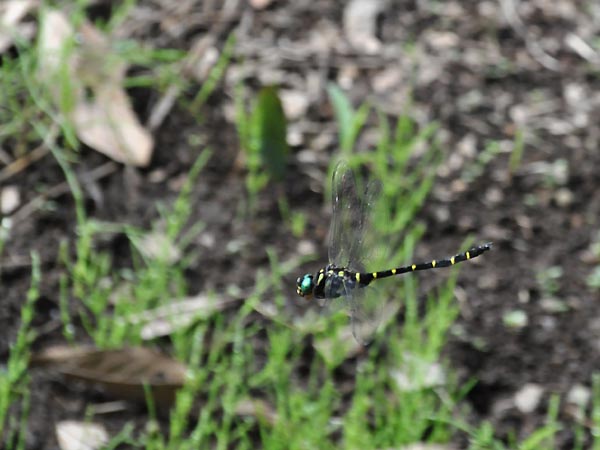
[235,397,278,425]
[30,345,96,367]
[33,346,187,407]
[0,0,38,54]
[343,0,386,54]
[122,294,239,340]
[249,0,274,10]
[313,327,364,366]
[380,444,457,450]
[389,353,446,393]
[72,84,153,166]
[37,10,153,166]
[56,421,108,450]
[133,230,182,265]
[312,300,400,365]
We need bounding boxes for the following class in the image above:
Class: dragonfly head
[296,274,314,299]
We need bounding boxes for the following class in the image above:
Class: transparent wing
[328,161,363,268]
[326,161,385,344]
[347,179,382,272]
[343,281,384,345]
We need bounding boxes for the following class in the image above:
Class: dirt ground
[2,0,600,448]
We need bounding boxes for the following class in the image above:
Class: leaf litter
[37,10,153,166]
[31,346,188,407]
[55,421,109,450]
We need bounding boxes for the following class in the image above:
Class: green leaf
[327,83,355,153]
[327,83,370,154]
[250,86,289,182]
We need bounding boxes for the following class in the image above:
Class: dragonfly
[296,161,492,344]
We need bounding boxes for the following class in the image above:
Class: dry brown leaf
[379,445,457,450]
[343,0,386,54]
[389,353,447,393]
[313,327,364,365]
[235,398,278,425]
[33,346,187,407]
[0,0,38,54]
[38,10,153,166]
[312,300,400,364]
[135,231,182,264]
[249,0,274,10]
[72,82,153,167]
[30,345,97,367]
[56,421,109,450]
[123,294,239,340]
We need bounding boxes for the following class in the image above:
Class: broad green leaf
[250,86,289,181]
[327,83,370,154]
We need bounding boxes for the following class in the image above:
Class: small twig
[565,32,600,66]
[0,125,58,183]
[146,0,241,130]
[500,0,561,71]
[0,146,12,165]
[9,161,119,226]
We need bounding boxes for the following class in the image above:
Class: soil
[2,0,600,448]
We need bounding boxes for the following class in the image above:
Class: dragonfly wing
[328,161,362,267]
[343,281,384,345]
[347,179,382,272]
[327,161,385,344]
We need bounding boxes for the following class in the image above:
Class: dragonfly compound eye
[297,274,314,296]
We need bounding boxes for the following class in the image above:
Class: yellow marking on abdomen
[391,268,396,275]
[411,264,416,271]
[356,273,361,282]
[338,271,344,276]
[432,260,436,268]
[466,251,471,260]
[372,272,378,279]
[317,273,324,285]
[451,256,455,265]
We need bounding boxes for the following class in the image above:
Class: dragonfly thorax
[296,266,363,300]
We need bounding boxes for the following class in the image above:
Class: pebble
[514,383,544,414]
[1,186,20,214]
[567,384,591,408]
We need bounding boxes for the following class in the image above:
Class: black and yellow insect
[297,242,492,300]
[296,161,492,344]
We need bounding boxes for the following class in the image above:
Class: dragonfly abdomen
[356,243,493,286]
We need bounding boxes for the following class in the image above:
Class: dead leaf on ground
[32,346,187,407]
[343,0,386,54]
[37,10,153,166]
[134,230,182,264]
[389,353,447,393]
[30,344,97,367]
[235,397,278,426]
[249,0,274,10]
[312,301,400,365]
[56,421,109,450]
[123,294,239,340]
[313,327,364,366]
[379,445,457,450]
[0,0,38,54]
